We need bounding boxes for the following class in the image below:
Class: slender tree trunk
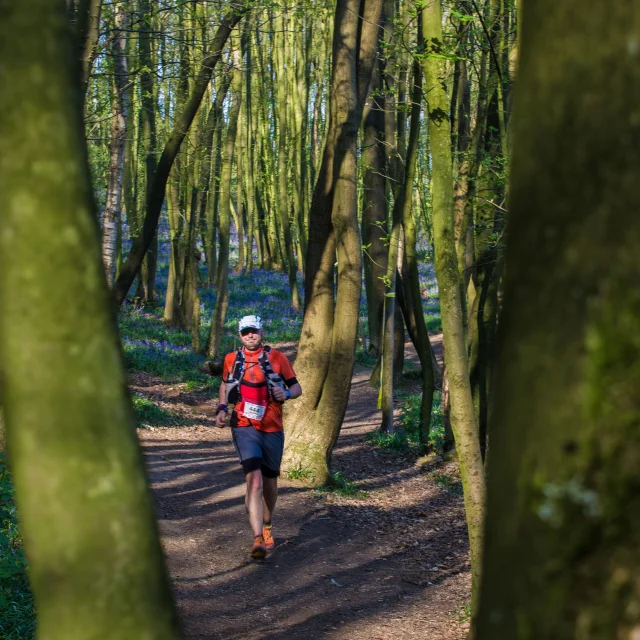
[76,0,102,95]
[477,3,640,637]
[101,3,130,286]
[421,0,485,609]
[207,45,242,358]
[400,47,436,452]
[0,4,180,637]
[275,7,301,309]
[137,0,159,305]
[362,55,388,357]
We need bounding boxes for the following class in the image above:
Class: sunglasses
[240,328,260,336]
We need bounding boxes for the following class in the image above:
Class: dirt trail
[136,339,469,640]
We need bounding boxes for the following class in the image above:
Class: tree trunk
[362,55,387,357]
[400,47,437,452]
[137,0,159,305]
[283,0,383,484]
[101,3,130,286]
[275,7,301,309]
[476,3,640,637]
[206,45,242,358]
[421,0,486,609]
[0,3,180,637]
[112,5,247,309]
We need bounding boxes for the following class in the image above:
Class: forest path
[136,338,469,640]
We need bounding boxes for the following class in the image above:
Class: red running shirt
[222,346,296,432]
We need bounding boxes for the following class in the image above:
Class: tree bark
[0,3,179,637]
[283,0,383,484]
[421,0,486,609]
[476,2,640,637]
[101,2,130,286]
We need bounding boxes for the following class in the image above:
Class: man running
[215,315,302,559]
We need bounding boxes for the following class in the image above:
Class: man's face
[239,327,263,350]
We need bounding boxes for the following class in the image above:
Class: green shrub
[285,466,314,481]
[365,391,445,454]
[432,470,463,495]
[132,394,185,427]
[0,456,35,639]
[315,471,367,498]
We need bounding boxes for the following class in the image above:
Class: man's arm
[215,380,228,427]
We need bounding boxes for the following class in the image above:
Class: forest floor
[134,336,471,640]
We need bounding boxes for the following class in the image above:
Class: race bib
[242,402,266,420]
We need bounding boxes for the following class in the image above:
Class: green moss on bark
[0,3,179,638]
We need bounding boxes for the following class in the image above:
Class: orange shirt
[222,346,296,432]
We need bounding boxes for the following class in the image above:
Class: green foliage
[132,394,184,428]
[285,466,314,481]
[0,456,35,640]
[315,472,367,498]
[432,471,463,496]
[365,392,445,454]
[354,345,379,368]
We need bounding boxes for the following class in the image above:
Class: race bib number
[242,402,266,420]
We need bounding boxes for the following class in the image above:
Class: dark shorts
[231,425,284,478]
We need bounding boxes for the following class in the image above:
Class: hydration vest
[225,345,285,406]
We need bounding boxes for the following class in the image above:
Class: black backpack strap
[230,349,245,381]
[259,346,284,395]
[226,349,245,405]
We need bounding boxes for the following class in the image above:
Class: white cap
[238,315,263,332]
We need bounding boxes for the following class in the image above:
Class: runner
[214,315,302,559]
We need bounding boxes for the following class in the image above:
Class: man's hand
[215,408,228,428]
[271,385,287,402]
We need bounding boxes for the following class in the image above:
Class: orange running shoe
[263,524,275,550]
[250,535,267,559]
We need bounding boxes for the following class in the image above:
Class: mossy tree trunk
[0,3,180,637]
[282,0,383,484]
[400,44,436,452]
[420,0,486,609]
[476,2,640,637]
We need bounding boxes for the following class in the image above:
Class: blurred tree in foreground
[0,2,180,638]
[476,2,640,637]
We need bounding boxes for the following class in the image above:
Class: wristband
[216,404,228,415]
[284,389,292,401]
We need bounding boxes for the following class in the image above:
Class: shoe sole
[250,547,267,560]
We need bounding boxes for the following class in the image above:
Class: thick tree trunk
[112,5,247,309]
[0,3,179,637]
[476,3,640,637]
[283,0,383,484]
[421,0,486,609]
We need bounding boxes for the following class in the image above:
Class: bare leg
[262,476,278,524]
[245,470,264,537]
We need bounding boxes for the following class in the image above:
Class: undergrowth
[315,471,367,498]
[0,456,35,640]
[365,391,445,455]
[132,394,186,427]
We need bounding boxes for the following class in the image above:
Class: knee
[246,470,263,495]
